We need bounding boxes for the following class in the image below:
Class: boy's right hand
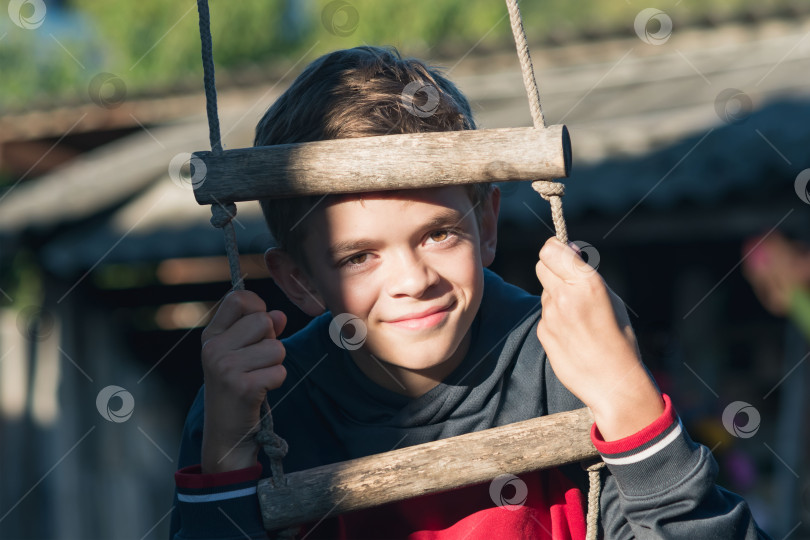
[199,290,288,474]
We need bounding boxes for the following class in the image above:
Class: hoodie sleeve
[594,394,772,539]
[169,385,270,539]
[172,463,268,540]
[169,386,204,539]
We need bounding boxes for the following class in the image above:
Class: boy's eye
[429,229,461,244]
[345,253,369,266]
[429,230,449,242]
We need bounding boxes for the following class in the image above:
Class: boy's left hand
[535,237,664,441]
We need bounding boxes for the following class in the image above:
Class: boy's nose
[385,251,439,298]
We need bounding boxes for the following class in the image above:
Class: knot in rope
[255,425,289,461]
[530,180,568,245]
[255,398,290,489]
[210,202,237,228]
[504,0,570,246]
[530,180,565,200]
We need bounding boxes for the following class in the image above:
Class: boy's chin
[381,356,450,372]
[370,341,461,372]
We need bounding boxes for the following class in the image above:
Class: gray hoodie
[170,268,771,539]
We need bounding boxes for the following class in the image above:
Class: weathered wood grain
[193,125,571,204]
[258,407,597,531]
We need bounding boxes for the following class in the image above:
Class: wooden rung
[258,407,596,531]
[192,125,571,204]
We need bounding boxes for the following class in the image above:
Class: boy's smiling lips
[386,300,455,322]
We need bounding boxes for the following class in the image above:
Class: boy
[170,46,770,539]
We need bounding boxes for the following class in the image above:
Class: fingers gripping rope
[504,0,568,246]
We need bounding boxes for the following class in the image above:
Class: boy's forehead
[325,186,470,209]
[327,189,409,206]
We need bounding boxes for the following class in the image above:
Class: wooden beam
[193,125,571,204]
[258,406,597,531]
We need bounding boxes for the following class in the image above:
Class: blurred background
[1,0,810,538]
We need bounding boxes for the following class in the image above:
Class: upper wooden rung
[191,125,571,204]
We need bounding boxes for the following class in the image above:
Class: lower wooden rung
[258,407,597,531]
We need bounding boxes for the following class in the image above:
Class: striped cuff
[591,393,677,460]
[175,462,263,490]
[174,463,266,539]
[590,394,701,496]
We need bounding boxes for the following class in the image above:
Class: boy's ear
[480,186,501,267]
[264,248,326,317]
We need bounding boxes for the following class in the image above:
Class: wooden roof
[2,14,810,273]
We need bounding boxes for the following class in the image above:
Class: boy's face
[266,185,500,395]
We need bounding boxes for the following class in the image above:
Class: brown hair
[255,45,492,274]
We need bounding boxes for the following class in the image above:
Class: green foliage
[0,14,100,109]
[0,249,43,310]
[69,0,290,93]
[0,0,798,110]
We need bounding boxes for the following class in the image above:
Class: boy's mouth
[385,301,455,331]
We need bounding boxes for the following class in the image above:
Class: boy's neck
[349,332,472,399]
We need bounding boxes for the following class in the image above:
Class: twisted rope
[196,2,294,536]
[254,398,289,484]
[504,0,568,246]
[209,203,245,291]
[197,0,244,290]
[196,0,222,155]
[507,0,600,534]
[255,397,299,539]
[584,460,606,540]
